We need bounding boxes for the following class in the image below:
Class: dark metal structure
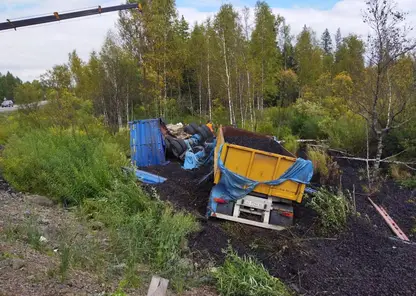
[0,3,141,32]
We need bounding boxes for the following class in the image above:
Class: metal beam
[0,3,141,32]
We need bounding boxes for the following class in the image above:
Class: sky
[0,0,415,82]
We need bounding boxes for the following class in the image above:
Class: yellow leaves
[333,71,353,99]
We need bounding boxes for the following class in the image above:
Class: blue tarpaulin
[208,145,313,214]
[135,169,167,184]
[183,141,216,170]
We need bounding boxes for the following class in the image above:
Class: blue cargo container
[129,119,166,167]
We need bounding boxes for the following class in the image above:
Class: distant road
[0,101,48,113]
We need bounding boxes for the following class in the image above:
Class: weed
[81,181,199,290]
[59,242,72,282]
[400,178,416,189]
[213,246,292,296]
[307,188,352,235]
[24,217,43,251]
[3,223,20,241]
[3,216,45,251]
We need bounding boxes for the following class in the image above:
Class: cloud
[0,0,120,81]
[1,0,416,82]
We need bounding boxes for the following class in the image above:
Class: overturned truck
[208,126,313,230]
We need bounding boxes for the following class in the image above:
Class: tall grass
[82,181,199,289]
[1,128,127,204]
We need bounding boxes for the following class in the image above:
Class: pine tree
[321,29,334,74]
[335,28,342,51]
[321,28,333,54]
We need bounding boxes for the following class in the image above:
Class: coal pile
[225,136,293,157]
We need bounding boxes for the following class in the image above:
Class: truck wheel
[177,138,187,151]
[170,139,185,158]
[216,202,235,216]
[200,125,213,140]
[184,125,197,135]
[190,122,199,131]
[197,127,208,142]
[164,137,171,150]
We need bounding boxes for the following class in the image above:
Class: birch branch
[334,156,416,169]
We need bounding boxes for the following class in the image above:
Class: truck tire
[197,127,208,142]
[184,125,197,135]
[200,125,213,140]
[190,123,199,131]
[165,137,171,150]
[216,202,235,216]
[177,138,187,151]
[170,139,186,158]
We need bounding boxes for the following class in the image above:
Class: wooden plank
[147,276,169,296]
[368,198,409,241]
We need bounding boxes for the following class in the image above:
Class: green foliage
[251,1,280,102]
[401,178,416,189]
[212,98,229,126]
[320,115,367,154]
[334,35,365,78]
[14,82,43,105]
[308,146,330,177]
[307,146,340,185]
[0,71,22,100]
[283,134,299,155]
[295,26,323,88]
[389,164,415,189]
[114,128,130,157]
[0,114,17,144]
[1,128,127,204]
[213,246,291,296]
[308,188,351,234]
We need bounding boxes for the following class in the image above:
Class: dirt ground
[143,158,416,296]
[0,174,217,296]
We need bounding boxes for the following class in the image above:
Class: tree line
[7,0,416,176]
[0,72,22,100]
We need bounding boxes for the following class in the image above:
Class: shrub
[320,114,366,154]
[213,246,292,296]
[308,188,352,234]
[256,121,276,136]
[307,146,340,185]
[0,114,19,145]
[1,128,127,204]
[283,134,299,155]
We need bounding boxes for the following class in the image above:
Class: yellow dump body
[214,126,306,203]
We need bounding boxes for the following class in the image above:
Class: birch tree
[214,4,240,125]
[250,1,280,110]
[355,0,416,177]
